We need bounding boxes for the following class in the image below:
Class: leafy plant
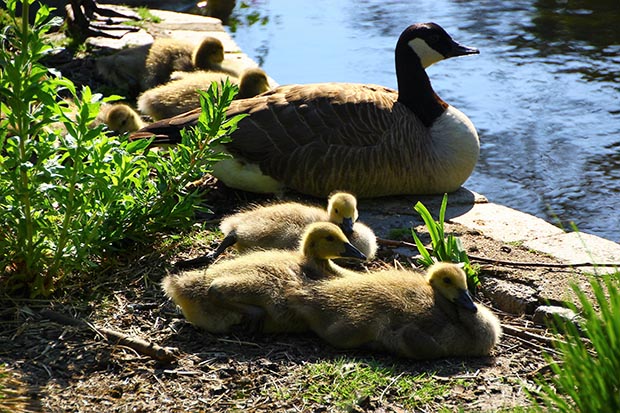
[0,1,241,297]
[411,194,480,292]
[532,274,620,412]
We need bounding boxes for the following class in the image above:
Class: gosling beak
[340,217,354,236]
[341,242,367,261]
[455,289,478,313]
[450,40,479,57]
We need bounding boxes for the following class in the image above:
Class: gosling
[175,191,377,268]
[290,262,502,359]
[96,103,145,134]
[162,222,366,333]
[96,36,226,97]
[137,67,270,120]
[143,37,228,90]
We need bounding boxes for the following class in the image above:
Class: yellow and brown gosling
[96,103,145,134]
[96,36,227,97]
[162,222,366,333]
[290,262,502,359]
[137,67,270,120]
[175,191,376,269]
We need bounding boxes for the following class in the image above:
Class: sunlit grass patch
[269,357,450,411]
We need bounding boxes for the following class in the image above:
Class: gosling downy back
[137,68,270,120]
[134,22,480,197]
[162,222,366,333]
[290,262,501,359]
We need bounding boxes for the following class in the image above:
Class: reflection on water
[228,0,619,242]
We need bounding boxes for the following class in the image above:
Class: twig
[502,324,564,348]
[377,238,620,268]
[40,309,178,363]
[503,330,559,356]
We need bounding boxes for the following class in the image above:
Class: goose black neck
[395,43,448,127]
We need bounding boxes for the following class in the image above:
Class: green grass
[122,6,161,27]
[136,7,161,23]
[531,272,620,412]
[412,194,480,293]
[388,227,412,241]
[268,357,450,411]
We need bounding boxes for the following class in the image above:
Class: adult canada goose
[162,222,366,333]
[137,68,270,120]
[97,103,145,134]
[175,191,377,269]
[135,22,480,197]
[96,37,227,97]
[290,262,502,359]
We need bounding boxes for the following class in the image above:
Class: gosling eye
[443,276,452,285]
[334,208,339,214]
[325,235,335,242]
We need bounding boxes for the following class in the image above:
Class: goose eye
[428,34,440,44]
[443,276,452,285]
[326,235,335,242]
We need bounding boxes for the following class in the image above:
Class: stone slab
[148,9,223,31]
[525,232,620,274]
[450,202,565,244]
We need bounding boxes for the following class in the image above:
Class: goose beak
[340,217,354,236]
[341,242,367,261]
[450,41,479,58]
[455,289,478,313]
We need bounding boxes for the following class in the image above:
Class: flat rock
[525,232,620,275]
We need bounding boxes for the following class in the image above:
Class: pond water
[226,0,620,242]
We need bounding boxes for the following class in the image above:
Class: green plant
[532,273,620,412]
[122,6,161,27]
[0,1,242,297]
[411,194,480,292]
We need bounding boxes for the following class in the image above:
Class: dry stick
[502,324,564,348]
[40,309,178,363]
[377,238,620,268]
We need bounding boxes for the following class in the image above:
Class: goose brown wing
[227,83,398,155]
[224,83,403,189]
[136,83,399,147]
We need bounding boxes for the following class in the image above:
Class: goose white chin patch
[408,38,444,68]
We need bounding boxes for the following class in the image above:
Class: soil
[0,185,585,413]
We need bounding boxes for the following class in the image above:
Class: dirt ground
[1,184,587,413]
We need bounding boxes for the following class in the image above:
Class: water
[228,0,620,242]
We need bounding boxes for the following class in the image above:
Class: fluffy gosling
[137,67,270,120]
[97,103,145,134]
[290,262,502,359]
[96,36,227,97]
[162,222,366,333]
[176,191,377,269]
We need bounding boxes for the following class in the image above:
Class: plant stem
[16,2,35,274]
